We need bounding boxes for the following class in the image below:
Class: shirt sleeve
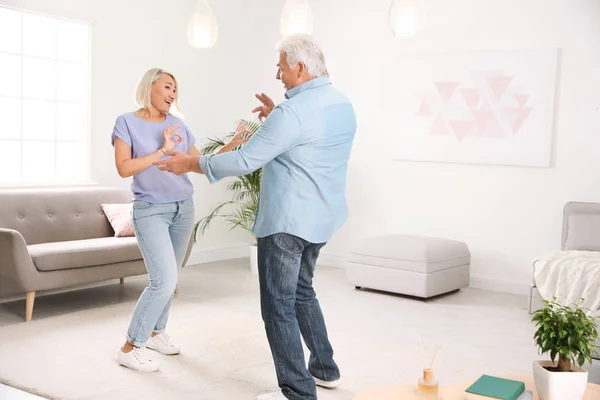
[199,104,301,184]
[111,115,132,147]
[186,124,197,151]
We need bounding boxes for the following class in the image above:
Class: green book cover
[465,375,525,400]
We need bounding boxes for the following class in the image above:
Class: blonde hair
[134,68,180,112]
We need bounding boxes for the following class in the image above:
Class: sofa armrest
[0,228,37,296]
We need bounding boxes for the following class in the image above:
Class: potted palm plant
[193,120,262,273]
[531,297,599,400]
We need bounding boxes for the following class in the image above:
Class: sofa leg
[174,284,179,294]
[25,291,35,322]
[120,277,124,285]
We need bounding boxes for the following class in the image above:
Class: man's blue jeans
[257,233,340,400]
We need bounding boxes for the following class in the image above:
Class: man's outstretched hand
[252,93,274,121]
[152,150,201,175]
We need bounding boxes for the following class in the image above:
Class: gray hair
[275,34,328,78]
[134,68,179,110]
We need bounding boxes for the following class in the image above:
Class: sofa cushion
[101,203,134,237]
[565,214,600,251]
[28,237,142,272]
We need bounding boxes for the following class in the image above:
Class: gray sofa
[0,186,193,321]
[529,201,600,358]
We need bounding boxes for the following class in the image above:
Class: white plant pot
[249,243,258,275]
[533,360,588,400]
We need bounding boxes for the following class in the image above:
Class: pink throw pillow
[101,203,135,237]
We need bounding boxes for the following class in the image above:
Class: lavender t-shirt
[111,112,196,203]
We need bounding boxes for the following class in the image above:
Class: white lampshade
[280,0,313,37]
[388,0,425,37]
[187,0,218,49]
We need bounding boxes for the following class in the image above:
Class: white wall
[4,0,600,294]
[313,0,600,294]
[0,0,286,261]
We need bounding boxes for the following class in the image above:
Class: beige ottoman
[346,234,470,298]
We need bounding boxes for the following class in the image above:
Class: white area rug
[0,264,544,399]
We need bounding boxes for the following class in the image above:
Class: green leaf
[532,297,600,368]
[194,123,263,242]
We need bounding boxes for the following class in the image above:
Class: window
[0,6,90,185]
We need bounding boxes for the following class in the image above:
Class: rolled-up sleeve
[199,104,301,184]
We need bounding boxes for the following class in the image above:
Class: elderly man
[153,34,356,400]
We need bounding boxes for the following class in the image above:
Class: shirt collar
[285,76,331,99]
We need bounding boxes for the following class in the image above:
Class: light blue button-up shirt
[199,76,356,244]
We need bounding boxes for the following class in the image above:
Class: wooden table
[353,375,600,399]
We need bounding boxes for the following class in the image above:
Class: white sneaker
[117,347,159,372]
[146,333,180,355]
[256,390,287,400]
[314,376,342,388]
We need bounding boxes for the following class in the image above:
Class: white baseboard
[186,247,350,269]
[468,276,531,296]
[317,252,348,269]
[185,247,348,268]
[185,248,531,297]
[185,244,249,266]
[185,247,347,269]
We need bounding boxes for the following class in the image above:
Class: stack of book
[465,375,533,400]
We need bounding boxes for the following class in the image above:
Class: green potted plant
[193,120,262,273]
[531,297,599,400]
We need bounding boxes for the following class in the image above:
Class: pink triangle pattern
[487,76,513,100]
[429,115,449,136]
[473,109,493,134]
[416,100,433,116]
[482,113,505,138]
[449,120,476,142]
[434,82,460,102]
[515,94,529,108]
[460,88,480,109]
[472,109,504,138]
[417,71,534,144]
[503,107,532,134]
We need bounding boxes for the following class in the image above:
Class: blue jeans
[258,233,340,400]
[126,199,194,347]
